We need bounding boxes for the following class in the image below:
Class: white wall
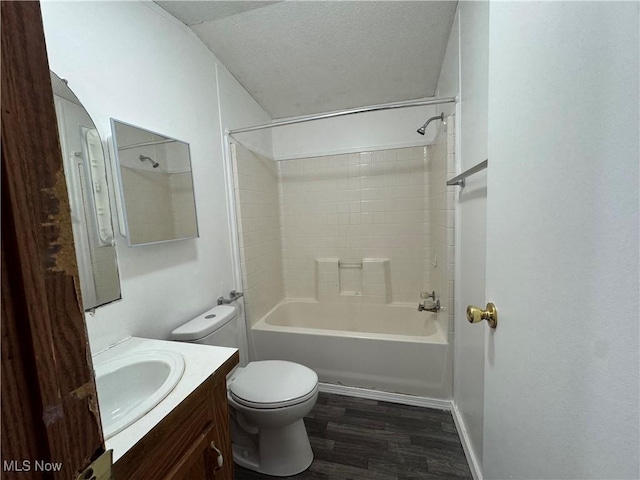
[41,1,271,353]
[484,3,639,478]
[217,63,273,158]
[436,3,489,477]
[272,104,438,160]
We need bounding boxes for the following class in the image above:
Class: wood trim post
[1,2,105,478]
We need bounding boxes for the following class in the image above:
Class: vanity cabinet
[114,352,239,480]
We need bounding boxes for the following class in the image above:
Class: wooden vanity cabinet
[114,352,239,480]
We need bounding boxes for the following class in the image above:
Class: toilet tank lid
[171,305,237,342]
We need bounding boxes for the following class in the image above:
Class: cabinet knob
[210,441,224,469]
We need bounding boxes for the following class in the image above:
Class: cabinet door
[165,424,222,480]
[165,382,233,480]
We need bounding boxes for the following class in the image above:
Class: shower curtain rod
[227,96,457,135]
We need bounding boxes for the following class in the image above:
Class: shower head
[417,113,444,135]
[139,155,160,168]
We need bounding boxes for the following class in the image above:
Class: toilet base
[232,419,313,477]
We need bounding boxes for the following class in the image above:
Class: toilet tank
[171,305,238,348]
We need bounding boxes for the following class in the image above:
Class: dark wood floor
[234,392,472,480]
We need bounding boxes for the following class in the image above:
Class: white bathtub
[251,300,452,399]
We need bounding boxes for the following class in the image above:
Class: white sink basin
[95,350,185,439]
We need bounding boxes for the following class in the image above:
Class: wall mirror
[51,72,121,311]
[110,120,199,246]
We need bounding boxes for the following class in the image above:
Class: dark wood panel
[1,232,47,480]
[115,390,211,480]
[210,368,234,480]
[166,423,225,480]
[166,426,215,480]
[1,1,103,477]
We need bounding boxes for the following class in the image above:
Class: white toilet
[171,305,318,477]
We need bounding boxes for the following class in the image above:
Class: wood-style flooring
[234,392,472,480]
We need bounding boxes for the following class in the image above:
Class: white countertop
[93,337,237,462]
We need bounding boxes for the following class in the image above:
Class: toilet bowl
[171,305,318,477]
[227,360,318,476]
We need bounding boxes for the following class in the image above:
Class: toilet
[170,305,318,477]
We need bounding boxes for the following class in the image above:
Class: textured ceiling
[156,1,457,119]
[156,1,281,25]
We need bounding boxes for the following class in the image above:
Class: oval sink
[95,350,185,439]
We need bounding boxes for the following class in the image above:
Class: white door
[483,2,639,479]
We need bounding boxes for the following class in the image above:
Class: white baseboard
[317,382,452,411]
[450,402,483,480]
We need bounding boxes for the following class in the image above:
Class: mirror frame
[51,71,122,311]
[110,118,200,247]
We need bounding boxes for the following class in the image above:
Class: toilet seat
[229,386,318,409]
[228,360,318,409]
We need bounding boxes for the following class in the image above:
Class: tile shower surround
[120,168,197,244]
[232,144,285,328]
[233,124,455,327]
[121,167,174,243]
[428,116,456,330]
[279,146,430,304]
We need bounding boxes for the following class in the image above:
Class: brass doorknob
[466,303,498,329]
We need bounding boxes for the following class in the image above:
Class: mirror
[51,72,121,310]
[110,120,199,246]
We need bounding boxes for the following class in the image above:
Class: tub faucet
[217,290,244,305]
[418,298,441,313]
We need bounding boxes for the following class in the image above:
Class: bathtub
[251,300,452,399]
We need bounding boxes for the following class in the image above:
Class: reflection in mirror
[111,120,199,246]
[51,72,121,310]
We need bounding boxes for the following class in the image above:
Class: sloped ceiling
[156,1,457,119]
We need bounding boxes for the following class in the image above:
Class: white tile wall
[314,257,392,304]
[428,116,456,331]
[170,172,198,239]
[361,258,392,304]
[232,143,285,326]
[233,139,455,324]
[279,146,430,303]
[121,167,198,244]
[121,167,175,244]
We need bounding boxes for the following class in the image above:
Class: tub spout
[418,299,441,313]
